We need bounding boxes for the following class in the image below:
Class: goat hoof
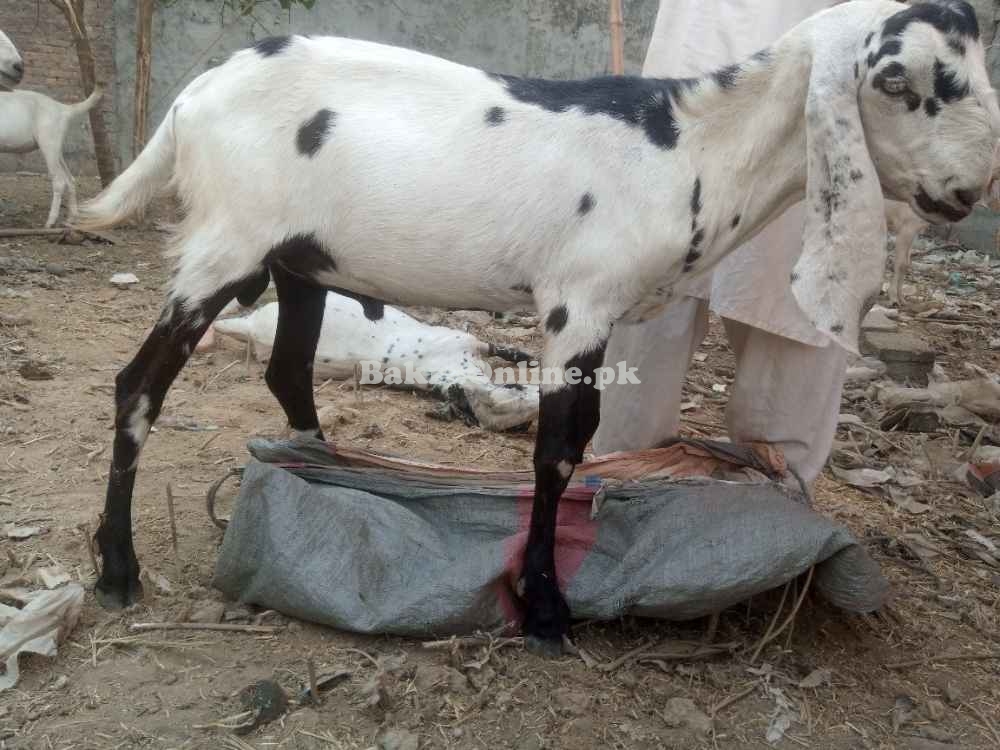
[520,575,570,655]
[524,634,564,658]
[94,574,144,610]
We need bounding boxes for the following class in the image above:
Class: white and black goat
[0,85,103,227]
[76,1,1000,654]
[0,30,24,89]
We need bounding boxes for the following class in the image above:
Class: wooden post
[609,0,624,75]
[134,0,155,159]
[48,0,117,186]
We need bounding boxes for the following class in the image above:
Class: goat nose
[954,187,980,208]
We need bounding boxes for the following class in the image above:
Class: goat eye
[882,76,908,95]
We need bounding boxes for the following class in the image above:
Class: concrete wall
[0,0,117,176]
[1,0,657,176]
[110,0,657,168]
[5,0,1000,254]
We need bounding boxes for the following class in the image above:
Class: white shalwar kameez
[593,0,848,485]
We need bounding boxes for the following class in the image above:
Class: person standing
[594,0,846,487]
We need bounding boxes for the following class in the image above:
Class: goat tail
[74,106,175,231]
[68,84,103,120]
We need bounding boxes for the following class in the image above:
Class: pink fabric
[498,485,599,626]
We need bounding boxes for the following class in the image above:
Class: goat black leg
[95,282,250,609]
[521,339,607,656]
[264,265,328,439]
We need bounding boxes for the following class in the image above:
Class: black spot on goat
[933,59,968,102]
[867,38,902,68]
[485,106,506,125]
[882,2,979,41]
[296,109,336,157]
[577,192,595,215]
[546,305,568,333]
[264,232,337,278]
[713,64,740,89]
[690,177,702,216]
[491,73,695,150]
[253,36,293,57]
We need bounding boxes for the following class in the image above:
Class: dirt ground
[1,173,999,750]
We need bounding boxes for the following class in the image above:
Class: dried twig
[965,423,989,461]
[341,646,381,668]
[597,637,659,672]
[562,635,598,668]
[748,581,791,663]
[192,710,254,731]
[201,359,240,392]
[198,432,221,453]
[885,651,1000,669]
[637,641,739,663]
[749,566,815,662]
[421,631,520,651]
[963,701,1000,747]
[307,658,320,707]
[0,227,112,240]
[129,622,283,634]
[165,483,180,578]
[80,522,99,575]
[711,683,758,716]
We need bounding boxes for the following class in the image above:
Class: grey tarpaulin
[211,438,888,637]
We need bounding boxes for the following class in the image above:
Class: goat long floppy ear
[790,21,887,356]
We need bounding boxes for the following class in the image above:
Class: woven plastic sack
[211,437,888,636]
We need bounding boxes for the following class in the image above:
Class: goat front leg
[265,264,327,439]
[95,283,245,608]
[890,223,919,307]
[521,315,608,656]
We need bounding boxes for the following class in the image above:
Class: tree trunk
[49,0,117,186]
[133,0,155,158]
[609,0,624,75]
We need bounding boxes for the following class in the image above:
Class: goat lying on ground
[0,30,23,90]
[0,86,102,227]
[213,292,540,431]
[76,0,1000,655]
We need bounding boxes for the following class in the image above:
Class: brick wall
[0,0,116,176]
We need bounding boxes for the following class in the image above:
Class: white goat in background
[0,30,23,89]
[885,199,930,305]
[0,85,103,227]
[76,1,1000,655]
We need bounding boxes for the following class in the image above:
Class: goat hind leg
[44,173,65,228]
[264,265,328,440]
[62,159,79,221]
[521,321,608,656]
[95,283,244,608]
[38,137,69,228]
